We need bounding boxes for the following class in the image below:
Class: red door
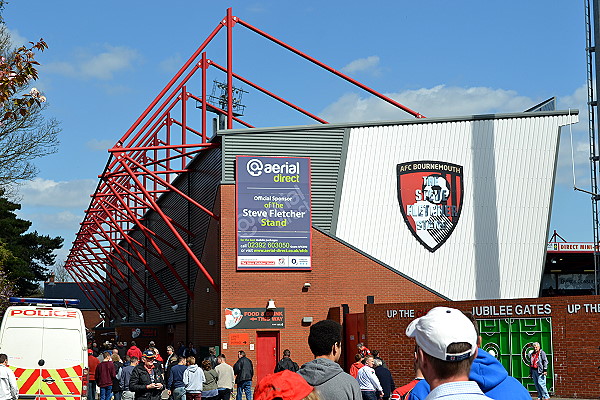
[344,313,365,371]
[256,331,279,383]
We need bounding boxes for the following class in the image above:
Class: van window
[2,327,82,369]
[1,327,41,368]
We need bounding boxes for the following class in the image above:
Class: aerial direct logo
[397,161,464,252]
[245,158,301,182]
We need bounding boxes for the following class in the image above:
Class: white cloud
[320,83,591,190]
[553,83,590,187]
[45,45,140,81]
[31,210,83,229]
[320,85,534,122]
[86,138,114,151]
[341,56,380,74]
[43,61,77,76]
[19,178,97,208]
[159,53,184,74]
[81,46,139,80]
[559,84,587,112]
[6,28,27,47]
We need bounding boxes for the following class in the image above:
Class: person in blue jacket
[409,313,530,400]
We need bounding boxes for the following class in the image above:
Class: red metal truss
[64,7,424,318]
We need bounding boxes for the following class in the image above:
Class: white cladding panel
[335,114,578,300]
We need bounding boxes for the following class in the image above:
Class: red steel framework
[64,8,424,319]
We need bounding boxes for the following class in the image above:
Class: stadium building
[65,8,591,398]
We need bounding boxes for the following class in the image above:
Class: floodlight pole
[587,0,600,294]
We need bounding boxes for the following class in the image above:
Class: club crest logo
[225,308,243,329]
[397,161,464,252]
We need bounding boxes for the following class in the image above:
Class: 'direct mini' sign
[236,156,311,270]
[224,308,285,329]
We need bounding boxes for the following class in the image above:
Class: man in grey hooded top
[298,320,361,400]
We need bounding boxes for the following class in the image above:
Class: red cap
[88,349,93,354]
[254,370,313,400]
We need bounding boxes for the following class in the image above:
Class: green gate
[478,317,553,394]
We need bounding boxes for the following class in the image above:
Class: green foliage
[0,241,14,314]
[0,190,62,295]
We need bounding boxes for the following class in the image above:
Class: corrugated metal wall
[334,113,578,300]
[221,126,348,232]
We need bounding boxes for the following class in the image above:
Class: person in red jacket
[96,351,117,400]
[127,341,143,360]
[88,349,101,400]
[349,354,364,379]
[357,343,371,358]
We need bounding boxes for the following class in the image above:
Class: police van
[0,298,88,400]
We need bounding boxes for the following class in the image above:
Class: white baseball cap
[406,307,477,362]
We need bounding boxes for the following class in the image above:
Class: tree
[0,189,63,295]
[52,261,72,282]
[0,12,59,189]
[0,240,15,313]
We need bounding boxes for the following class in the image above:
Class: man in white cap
[406,307,492,400]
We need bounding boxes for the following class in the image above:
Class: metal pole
[589,0,600,294]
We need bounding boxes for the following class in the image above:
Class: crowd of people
[87,341,236,400]
[79,308,551,400]
[252,311,547,400]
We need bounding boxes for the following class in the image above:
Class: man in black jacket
[233,351,253,400]
[129,350,165,400]
[373,358,395,400]
[274,349,299,373]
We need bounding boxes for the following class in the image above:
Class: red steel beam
[95,204,166,265]
[67,7,426,317]
[108,142,215,153]
[118,21,224,147]
[101,184,184,248]
[81,240,146,313]
[109,182,194,244]
[67,262,121,317]
[66,267,105,314]
[201,52,207,141]
[86,218,162,309]
[123,154,219,220]
[236,15,425,119]
[70,249,130,314]
[116,155,217,292]
[104,180,184,302]
[209,61,328,124]
[226,7,235,128]
[96,200,170,308]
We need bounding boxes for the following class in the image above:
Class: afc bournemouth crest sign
[397,161,464,252]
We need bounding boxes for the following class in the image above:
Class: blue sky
[3,1,592,264]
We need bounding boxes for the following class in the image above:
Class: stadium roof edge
[218,109,579,136]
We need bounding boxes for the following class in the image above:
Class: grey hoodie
[297,358,361,400]
[182,364,205,393]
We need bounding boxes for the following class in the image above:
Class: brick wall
[217,184,444,385]
[365,296,600,398]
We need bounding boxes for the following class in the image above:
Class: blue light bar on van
[9,297,80,305]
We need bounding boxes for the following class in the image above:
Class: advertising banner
[547,242,598,252]
[236,156,311,270]
[224,307,285,329]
